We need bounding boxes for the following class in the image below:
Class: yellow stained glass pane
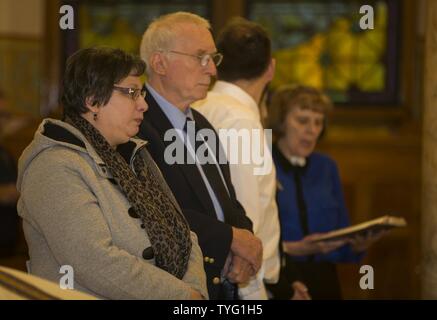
[250,0,398,104]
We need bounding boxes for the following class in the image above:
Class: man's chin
[195,90,209,101]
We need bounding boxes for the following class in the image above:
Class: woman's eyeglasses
[113,86,146,100]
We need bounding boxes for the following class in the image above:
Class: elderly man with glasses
[138,12,262,300]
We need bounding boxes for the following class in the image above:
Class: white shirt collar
[212,81,259,121]
[289,156,306,167]
[146,83,193,131]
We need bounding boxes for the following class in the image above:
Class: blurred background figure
[0,89,20,257]
[267,85,385,299]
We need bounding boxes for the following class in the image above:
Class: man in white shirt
[194,18,282,299]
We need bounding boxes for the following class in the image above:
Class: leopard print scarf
[66,113,191,279]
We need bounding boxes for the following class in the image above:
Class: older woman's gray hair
[268,85,333,139]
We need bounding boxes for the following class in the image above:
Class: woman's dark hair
[216,17,271,82]
[61,47,146,117]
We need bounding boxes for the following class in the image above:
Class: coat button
[204,256,210,263]
[209,258,214,264]
[142,247,155,260]
[212,277,220,285]
[128,207,140,219]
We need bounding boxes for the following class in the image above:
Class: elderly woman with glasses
[16,47,208,300]
[266,85,385,300]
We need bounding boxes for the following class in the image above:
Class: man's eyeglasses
[167,50,223,67]
[113,86,146,100]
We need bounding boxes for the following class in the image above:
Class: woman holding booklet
[266,85,385,299]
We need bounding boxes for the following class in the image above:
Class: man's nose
[206,59,217,76]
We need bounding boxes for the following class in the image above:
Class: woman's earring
[93,112,98,121]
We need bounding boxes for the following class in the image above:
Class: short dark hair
[216,17,271,82]
[61,47,146,117]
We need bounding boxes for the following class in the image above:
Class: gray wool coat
[16,119,208,300]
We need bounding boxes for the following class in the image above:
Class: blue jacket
[273,146,362,263]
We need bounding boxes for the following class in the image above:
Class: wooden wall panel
[318,131,421,299]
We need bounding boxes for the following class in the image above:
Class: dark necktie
[184,117,240,299]
[292,166,314,262]
[293,168,310,235]
[183,117,234,221]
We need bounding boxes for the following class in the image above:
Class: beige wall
[0,0,45,37]
[0,0,46,117]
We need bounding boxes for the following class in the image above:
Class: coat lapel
[191,110,234,191]
[144,89,218,219]
[191,110,239,223]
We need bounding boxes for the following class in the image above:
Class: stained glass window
[248,0,401,106]
[62,0,210,58]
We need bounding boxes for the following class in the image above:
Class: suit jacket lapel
[144,89,218,219]
[192,110,234,192]
[191,110,240,224]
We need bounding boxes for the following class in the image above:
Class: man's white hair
[140,11,211,75]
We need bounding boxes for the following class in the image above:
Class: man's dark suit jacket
[138,88,253,299]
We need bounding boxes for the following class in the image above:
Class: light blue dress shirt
[146,84,225,222]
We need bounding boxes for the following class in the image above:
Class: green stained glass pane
[249,0,399,106]
[78,1,208,55]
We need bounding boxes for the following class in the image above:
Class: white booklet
[310,215,407,242]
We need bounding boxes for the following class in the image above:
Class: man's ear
[150,52,168,76]
[265,58,276,82]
